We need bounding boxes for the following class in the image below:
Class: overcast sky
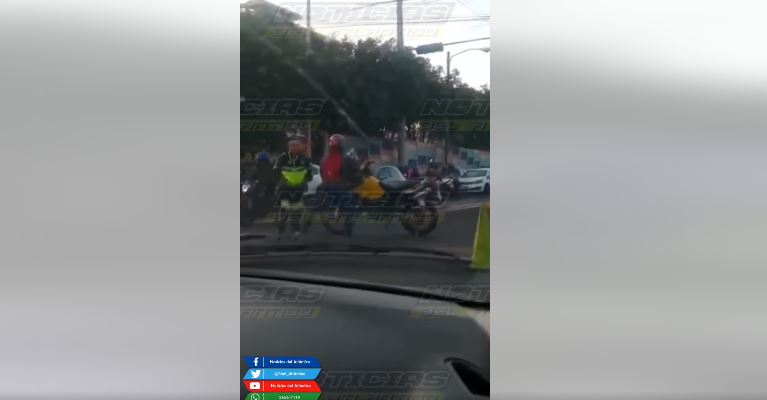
[507,0,767,91]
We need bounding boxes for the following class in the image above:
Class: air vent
[446,358,489,396]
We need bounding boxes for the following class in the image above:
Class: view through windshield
[240,0,490,260]
[240,1,490,398]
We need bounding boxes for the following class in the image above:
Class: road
[241,194,489,258]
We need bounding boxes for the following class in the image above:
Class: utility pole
[306,0,313,157]
[414,38,490,165]
[396,0,406,165]
[306,0,312,54]
[446,51,451,85]
[445,50,451,164]
[396,0,404,50]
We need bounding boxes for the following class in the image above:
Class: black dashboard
[240,254,489,399]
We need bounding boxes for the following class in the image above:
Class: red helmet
[328,133,344,150]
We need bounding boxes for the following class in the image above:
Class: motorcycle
[439,176,456,203]
[319,173,440,237]
[240,179,256,227]
[240,179,274,227]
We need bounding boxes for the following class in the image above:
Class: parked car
[374,164,409,183]
[457,168,490,193]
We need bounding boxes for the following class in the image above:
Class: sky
[506,0,767,90]
[262,0,491,89]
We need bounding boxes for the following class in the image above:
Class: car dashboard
[241,275,489,399]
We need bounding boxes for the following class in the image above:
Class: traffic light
[415,43,444,54]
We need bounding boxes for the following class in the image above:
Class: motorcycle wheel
[401,205,438,236]
[240,213,255,228]
[322,207,354,236]
[240,198,256,228]
[302,212,313,233]
[276,203,312,235]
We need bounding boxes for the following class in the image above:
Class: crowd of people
[242,132,469,237]
[241,133,362,238]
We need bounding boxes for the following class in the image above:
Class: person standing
[274,134,313,238]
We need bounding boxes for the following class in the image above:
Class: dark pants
[248,181,275,217]
[314,182,358,212]
[276,186,306,234]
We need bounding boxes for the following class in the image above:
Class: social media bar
[244,368,321,380]
[243,356,321,369]
[243,356,322,400]
[247,394,321,400]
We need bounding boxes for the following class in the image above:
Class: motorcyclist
[321,133,360,188]
[318,133,362,220]
[253,151,276,191]
[425,158,443,179]
[354,159,385,202]
[423,158,443,202]
[249,151,276,214]
[446,163,460,178]
[274,134,313,238]
[444,163,461,194]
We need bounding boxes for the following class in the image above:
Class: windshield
[239,3,490,396]
[463,170,488,177]
[240,0,490,277]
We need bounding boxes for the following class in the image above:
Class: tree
[240,6,489,152]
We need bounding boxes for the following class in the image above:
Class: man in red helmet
[321,133,360,188]
[318,133,361,214]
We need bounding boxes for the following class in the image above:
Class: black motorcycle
[319,177,440,237]
[240,179,273,227]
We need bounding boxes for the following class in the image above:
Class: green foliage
[241,10,489,151]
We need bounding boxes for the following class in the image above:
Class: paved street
[241,194,489,258]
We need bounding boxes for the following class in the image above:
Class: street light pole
[445,51,452,164]
[413,41,490,164]
[302,0,313,155]
[396,0,406,165]
[442,47,490,164]
[306,0,313,157]
[396,0,404,51]
[446,51,452,85]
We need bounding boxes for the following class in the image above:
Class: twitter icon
[243,369,263,380]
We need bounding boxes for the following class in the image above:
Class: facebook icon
[243,356,264,368]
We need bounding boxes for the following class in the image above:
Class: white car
[306,164,322,195]
[457,168,490,193]
[374,165,407,182]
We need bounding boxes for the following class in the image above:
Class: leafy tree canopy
[241,8,489,151]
